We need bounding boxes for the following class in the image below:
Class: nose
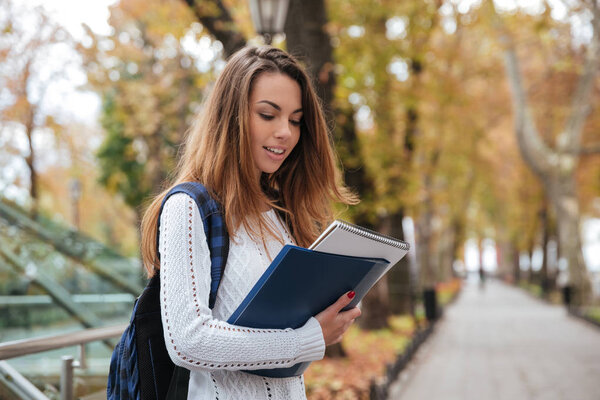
[274,118,292,140]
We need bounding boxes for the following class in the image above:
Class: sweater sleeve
[159,193,325,371]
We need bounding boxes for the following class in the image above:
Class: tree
[488,0,599,305]
[0,0,72,215]
[79,0,211,223]
[183,0,246,58]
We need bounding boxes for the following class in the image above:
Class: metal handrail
[0,293,135,306]
[0,323,127,400]
[0,323,127,360]
[0,361,49,400]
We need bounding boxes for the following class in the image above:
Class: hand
[315,291,362,346]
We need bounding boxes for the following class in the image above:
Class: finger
[331,290,356,313]
[342,320,353,332]
[339,307,361,320]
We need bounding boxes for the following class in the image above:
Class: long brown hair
[140,46,357,276]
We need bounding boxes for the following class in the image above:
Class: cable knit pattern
[159,193,325,399]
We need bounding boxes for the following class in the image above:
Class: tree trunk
[548,175,591,304]
[488,0,598,305]
[284,0,335,116]
[385,211,413,315]
[358,275,391,330]
[527,233,536,284]
[437,223,455,283]
[539,200,550,296]
[417,148,440,292]
[416,187,435,303]
[512,241,521,283]
[478,238,486,285]
[334,104,376,221]
[495,238,513,282]
[24,107,37,217]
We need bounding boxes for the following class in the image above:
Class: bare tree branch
[578,143,600,155]
[487,0,555,177]
[561,1,600,154]
[183,0,246,58]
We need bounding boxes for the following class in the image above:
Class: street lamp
[249,0,290,45]
[69,178,81,229]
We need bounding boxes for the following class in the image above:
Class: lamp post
[248,0,290,45]
[69,178,81,230]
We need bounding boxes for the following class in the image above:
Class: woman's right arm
[159,193,325,372]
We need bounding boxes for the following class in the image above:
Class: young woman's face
[248,72,302,180]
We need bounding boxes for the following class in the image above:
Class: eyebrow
[257,100,303,114]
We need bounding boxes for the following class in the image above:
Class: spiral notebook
[310,220,409,267]
[227,220,409,378]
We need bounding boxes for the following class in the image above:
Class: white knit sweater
[159,193,326,400]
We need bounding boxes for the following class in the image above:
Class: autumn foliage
[305,315,415,400]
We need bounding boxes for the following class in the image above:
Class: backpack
[107,182,229,400]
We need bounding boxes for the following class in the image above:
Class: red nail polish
[347,291,355,299]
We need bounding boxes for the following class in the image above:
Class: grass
[517,281,563,305]
[584,306,600,324]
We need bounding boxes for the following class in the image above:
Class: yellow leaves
[2,21,13,35]
[114,0,195,40]
[104,171,128,193]
[119,82,161,138]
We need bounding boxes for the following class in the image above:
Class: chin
[262,167,281,175]
[259,162,284,175]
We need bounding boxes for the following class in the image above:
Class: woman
[140,46,360,399]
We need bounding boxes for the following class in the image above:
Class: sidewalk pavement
[388,278,600,400]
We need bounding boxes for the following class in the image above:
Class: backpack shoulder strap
[157,182,229,309]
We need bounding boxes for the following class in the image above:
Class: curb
[368,323,434,400]
[510,281,600,331]
[568,308,600,330]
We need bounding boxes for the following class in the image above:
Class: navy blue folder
[227,245,389,378]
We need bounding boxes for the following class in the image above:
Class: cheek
[292,129,301,149]
[249,120,264,147]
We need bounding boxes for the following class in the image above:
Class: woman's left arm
[159,193,325,371]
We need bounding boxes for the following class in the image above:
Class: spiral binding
[337,220,410,251]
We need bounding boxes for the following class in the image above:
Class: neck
[255,171,271,212]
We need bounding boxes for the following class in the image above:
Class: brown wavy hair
[140,46,358,276]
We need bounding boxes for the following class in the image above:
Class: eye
[290,119,301,127]
[259,113,274,121]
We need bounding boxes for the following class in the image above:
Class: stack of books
[227,220,410,377]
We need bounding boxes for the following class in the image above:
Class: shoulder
[162,192,195,213]
[160,194,200,230]
[161,190,229,241]
[163,183,223,219]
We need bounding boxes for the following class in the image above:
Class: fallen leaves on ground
[304,315,415,400]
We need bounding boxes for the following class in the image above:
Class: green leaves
[81,0,214,210]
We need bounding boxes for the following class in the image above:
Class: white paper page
[309,221,409,266]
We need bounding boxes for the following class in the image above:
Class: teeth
[265,147,284,155]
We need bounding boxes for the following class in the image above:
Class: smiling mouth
[264,147,285,155]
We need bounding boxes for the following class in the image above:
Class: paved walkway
[388,279,600,400]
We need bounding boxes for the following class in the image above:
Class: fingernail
[347,291,355,299]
